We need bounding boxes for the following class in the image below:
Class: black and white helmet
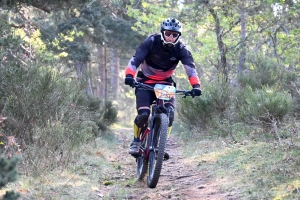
[160,18,182,46]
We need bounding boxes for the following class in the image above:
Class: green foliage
[3,191,20,200]
[76,94,118,132]
[0,17,22,51]
[44,20,92,62]
[236,86,293,124]
[207,77,230,113]
[126,0,181,35]
[102,101,118,125]
[1,0,91,11]
[177,77,230,130]
[0,62,99,174]
[102,17,145,51]
[196,140,300,199]
[37,0,143,63]
[94,100,118,131]
[286,76,300,118]
[0,157,18,187]
[0,64,78,135]
[177,94,213,130]
[239,55,282,89]
[80,0,145,50]
[0,156,20,200]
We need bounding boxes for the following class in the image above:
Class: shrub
[94,101,118,131]
[285,76,300,118]
[0,156,20,200]
[0,62,97,175]
[177,77,229,130]
[236,86,293,125]
[76,94,118,132]
[239,55,282,89]
[177,92,214,130]
[207,77,230,113]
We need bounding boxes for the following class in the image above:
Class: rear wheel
[136,126,149,180]
[147,113,168,188]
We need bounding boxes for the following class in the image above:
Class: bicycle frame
[133,81,195,188]
[148,99,169,145]
[137,100,169,162]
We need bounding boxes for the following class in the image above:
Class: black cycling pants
[135,88,175,110]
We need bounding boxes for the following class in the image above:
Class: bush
[285,76,300,118]
[76,94,118,132]
[177,77,229,130]
[0,156,20,200]
[0,62,96,175]
[96,101,118,131]
[239,55,282,89]
[236,86,293,125]
[177,92,214,130]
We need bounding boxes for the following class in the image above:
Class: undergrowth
[176,121,300,199]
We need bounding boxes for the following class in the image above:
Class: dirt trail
[95,129,227,200]
[13,128,229,200]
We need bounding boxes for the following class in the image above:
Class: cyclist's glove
[191,84,202,98]
[124,75,135,88]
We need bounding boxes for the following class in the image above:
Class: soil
[93,128,228,200]
[13,128,231,200]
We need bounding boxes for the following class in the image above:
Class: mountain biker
[124,17,202,156]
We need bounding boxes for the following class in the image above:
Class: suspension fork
[148,99,169,152]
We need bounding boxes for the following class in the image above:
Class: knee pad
[134,109,150,127]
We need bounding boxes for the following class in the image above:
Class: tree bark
[110,48,119,99]
[238,0,247,79]
[76,61,84,80]
[97,44,105,98]
[206,2,228,82]
[104,43,108,103]
[86,62,94,96]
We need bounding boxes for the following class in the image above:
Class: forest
[0,0,300,199]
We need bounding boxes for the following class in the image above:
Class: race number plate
[154,84,176,100]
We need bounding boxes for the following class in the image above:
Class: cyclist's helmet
[160,18,182,46]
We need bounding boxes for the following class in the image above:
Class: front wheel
[136,127,149,180]
[147,113,169,188]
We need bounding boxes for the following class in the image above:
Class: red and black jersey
[125,34,200,87]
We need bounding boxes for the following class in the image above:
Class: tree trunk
[76,61,93,96]
[86,62,94,96]
[76,61,84,80]
[238,1,246,79]
[104,43,108,103]
[97,44,105,98]
[110,48,120,99]
[206,2,228,82]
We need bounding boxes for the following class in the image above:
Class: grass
[2,119,299,200]
[175,124,300,200]
[1,130,124,200]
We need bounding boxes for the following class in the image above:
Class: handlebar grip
[132,81,140,88]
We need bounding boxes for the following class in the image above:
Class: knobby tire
[147,113,169,188]
[136,126,149,180]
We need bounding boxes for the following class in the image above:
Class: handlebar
[132,81,195,98]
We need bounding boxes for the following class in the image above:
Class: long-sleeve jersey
[125,33,200,87]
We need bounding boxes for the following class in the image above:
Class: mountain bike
[132,81,196,188]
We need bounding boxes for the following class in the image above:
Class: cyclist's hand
[191,88,202,98]
[124,75,135,88]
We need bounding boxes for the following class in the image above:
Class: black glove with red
[124,75,135,88]
[191,84,202,98]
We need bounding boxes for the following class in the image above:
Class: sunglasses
[164,31,179,38]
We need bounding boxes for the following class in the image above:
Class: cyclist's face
[164,31,179,43]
